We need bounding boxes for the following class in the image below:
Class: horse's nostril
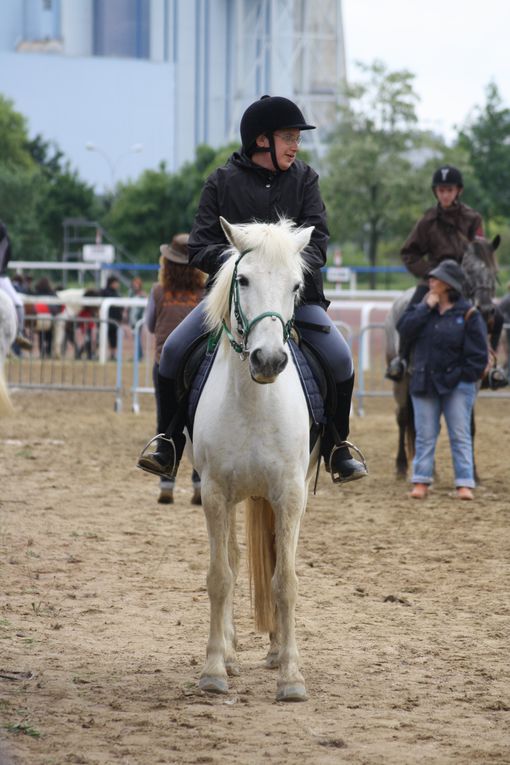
[277,351,288,372]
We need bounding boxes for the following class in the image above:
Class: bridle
[210,249,295,359]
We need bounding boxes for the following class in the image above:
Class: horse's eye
[293,282,302,293]
[237,275,249,287]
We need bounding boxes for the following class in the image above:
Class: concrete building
[0,0,346,191]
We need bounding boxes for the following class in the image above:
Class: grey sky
[342,0,510,139]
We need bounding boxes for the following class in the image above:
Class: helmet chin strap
[249,134,281,171]
[268,134,281,171]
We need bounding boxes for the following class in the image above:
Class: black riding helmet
[432,165,464,189]
[240,95,315,170]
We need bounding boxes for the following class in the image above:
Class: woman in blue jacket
[397,259,488,500]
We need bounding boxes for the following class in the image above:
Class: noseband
[214,249,295,358]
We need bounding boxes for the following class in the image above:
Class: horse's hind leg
[199,494,234,694]
[273,493,307,702]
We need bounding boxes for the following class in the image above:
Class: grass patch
[5,720,41,738]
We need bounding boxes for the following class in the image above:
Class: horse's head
[205,217,313,383]
[462,235,500,307]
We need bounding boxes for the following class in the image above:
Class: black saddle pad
[182,334,328,445]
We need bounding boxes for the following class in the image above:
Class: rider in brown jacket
[386,165,484,381]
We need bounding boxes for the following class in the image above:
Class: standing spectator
[397,260,488,501]
[0,220,32,350]
[75,289,101,360]
[128,276,146,360]
[498,282,510,377]
[33,276,61,357]
[101,276,123,361]
[144,233,205,504]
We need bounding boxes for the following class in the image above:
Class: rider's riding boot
[15,333,33,351]
[137,374,186,479]
[323,374,368,484]
[385,355,407,382]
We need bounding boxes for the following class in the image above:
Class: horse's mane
[204,219,308,334]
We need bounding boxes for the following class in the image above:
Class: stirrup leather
[136,434,179,479]
[327,440,368,484]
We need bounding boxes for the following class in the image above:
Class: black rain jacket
[188,151,330,307]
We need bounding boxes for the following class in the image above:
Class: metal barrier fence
[7,314,125,412]
[356,322,510,416]
[7,310,510,417]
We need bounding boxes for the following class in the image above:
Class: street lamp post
[85,142,143,191]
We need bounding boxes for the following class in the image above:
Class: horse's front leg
[224,509,240,677]
[273,488,307,702]
[199,492,234,694]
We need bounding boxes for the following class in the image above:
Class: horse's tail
[245,497,276,633]
[0,365,13,417]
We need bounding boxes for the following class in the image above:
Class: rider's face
[252,129,301,171]
[435,184,461,208]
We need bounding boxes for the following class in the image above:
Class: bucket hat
[160,233,189,264]
[428,259,465,293]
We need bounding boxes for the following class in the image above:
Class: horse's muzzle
[249,347,288,383]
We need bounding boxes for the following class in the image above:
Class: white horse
[192,217,319,702]
[0,289,16,415]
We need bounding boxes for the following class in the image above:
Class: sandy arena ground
[1,388,509,765]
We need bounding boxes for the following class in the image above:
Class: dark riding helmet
[240,95,315,155]
[432,165,464,188]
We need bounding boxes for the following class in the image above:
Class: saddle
[175,329,331,447]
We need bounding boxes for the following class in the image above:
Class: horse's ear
[492,234,501,251]
[294,226,314,253]
[220,216,250,253]
[220,216,233,243]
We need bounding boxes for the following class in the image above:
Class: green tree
[457,82,510,224]
[0,94,35,170]
[322,61,446,287]
[0,98,98,261]
[27,135,99,257]
[104,143,237,261]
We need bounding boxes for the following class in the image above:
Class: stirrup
[136,434,178,480]
[327,440,368,484]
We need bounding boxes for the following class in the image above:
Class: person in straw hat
[143,233,205,504]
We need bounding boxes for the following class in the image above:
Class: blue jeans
[411,381,477,488]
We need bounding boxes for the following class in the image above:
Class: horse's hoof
[276,683,307,702]
[225,661,240,677]
[264,653,279,669]
[198,675,229,694]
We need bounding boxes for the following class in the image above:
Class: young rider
[0,220,33,351]
[137,95,367,485]
[386,165,484,381]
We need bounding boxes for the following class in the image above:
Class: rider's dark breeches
[158,302,353,384]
